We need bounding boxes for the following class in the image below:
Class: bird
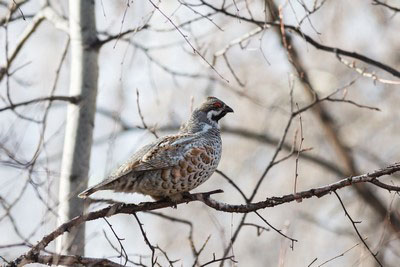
[78,96,233,201]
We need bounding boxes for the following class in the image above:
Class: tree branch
[34,253,124,267]
[372,0,400,12]
[334,191,382,266]
[0,95,80,112]
[8,163,400,266]
[199,1,400,78]
[0,5,69,82]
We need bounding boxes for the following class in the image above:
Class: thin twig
[199,0,400,78]
[318,240,363,267]
[147,0,229,83]
[0,95,80,112]
[199,253,236,267]
[294,102,304,198]
[103,218,129,266]
[133,213,156,266]
[254,211,297,248]
[136,89,158,138]
[372,0,400,12]
[333,191,382,267]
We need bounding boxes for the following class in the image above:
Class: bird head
[198,96,234,124]
[180,96,234,132]
[180,97,234,134]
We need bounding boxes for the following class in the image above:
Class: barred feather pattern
[78,97,232,200]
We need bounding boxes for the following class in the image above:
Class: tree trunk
[57,0,98,255]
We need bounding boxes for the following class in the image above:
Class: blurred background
[1,0,399,266]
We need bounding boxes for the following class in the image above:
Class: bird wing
[108,133,197,179]
[78,134,202,198]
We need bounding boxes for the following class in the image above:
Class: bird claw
[181,192,191,198]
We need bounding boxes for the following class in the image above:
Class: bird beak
[224,105,234,113]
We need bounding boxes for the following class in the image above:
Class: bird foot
[151,194,183,208]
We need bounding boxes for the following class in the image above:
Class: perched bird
[78,96,233,201]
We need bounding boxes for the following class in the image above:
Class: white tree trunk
[57,0,98,255]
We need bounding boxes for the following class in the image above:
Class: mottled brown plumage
[78,97,233,200]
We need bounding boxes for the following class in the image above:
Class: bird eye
[213,102,223,108]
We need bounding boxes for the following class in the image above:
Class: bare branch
[95,25,149,48]
[318,240,363,267]
[199,1,400,78]
[103,218,128,266]
[370,179,400,192]
[35,253,124,267]
[254,211,297,247]
[0,0,28,26]
[8,164,400,266]
[242,223,270,236]
[334,191,382,266]
[0,10,44,82]
[0,95,80,112]
[147,0,229,83]
[136,89,158,138]
[41,6,69,33]
[336,54,400,85]
[133,213,156,266]
[199,253,236,267]
[215,169,248,201]
[372,0,400,12]
[325,97,381,111]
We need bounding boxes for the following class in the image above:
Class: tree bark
[57,0,98,255]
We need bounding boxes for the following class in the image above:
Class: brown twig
[192,235,211,267]
[0,95,80,112]
[0,6,46,82]
[317,240,363,267]
[242,223,270,236]
[147,0,229,83]
[254,211,297,248]
[133,213,156,266]
[294,102,304,198]
[136,89,158,138]
[199,0,400,78]
[216,169,248,201]
[372,0,400,12]
[103,218,129,266]
[336,54,400,85]
[34,254,124,267]
[334,191,382,266]
[199,253,236,267]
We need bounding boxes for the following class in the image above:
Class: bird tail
[78,173,134,198]
[78,186,98,199]
[78,178,118,198]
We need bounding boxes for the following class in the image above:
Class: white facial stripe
[206,110,221,128]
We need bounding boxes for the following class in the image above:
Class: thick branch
[94,25,149,48]
[201,163,400,213]
[23,254,124,267]
[9,163,400,266]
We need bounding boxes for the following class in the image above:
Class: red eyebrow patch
[213,102,223,108]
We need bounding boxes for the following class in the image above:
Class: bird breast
[138,137,222,197]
